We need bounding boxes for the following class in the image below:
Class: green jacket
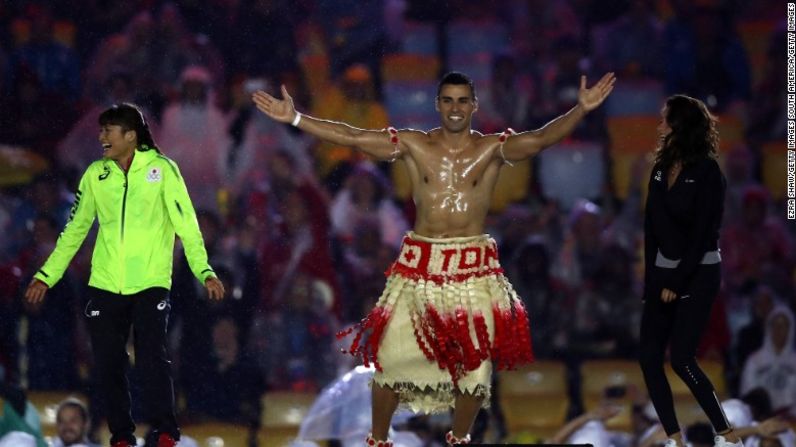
[35,147,215,294]
[0,400,47,447]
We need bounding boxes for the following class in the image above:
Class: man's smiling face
[436,84,478,133]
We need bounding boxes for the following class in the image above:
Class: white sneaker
[714,435,743,447]
[665,439,679,447]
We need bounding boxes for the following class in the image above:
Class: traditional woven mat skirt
[338,232,534,413]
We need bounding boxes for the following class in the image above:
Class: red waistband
[385,234,504,284]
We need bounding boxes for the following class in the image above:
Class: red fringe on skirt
[337,299,533,386]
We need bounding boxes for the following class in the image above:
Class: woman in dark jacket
[639,95,740,447]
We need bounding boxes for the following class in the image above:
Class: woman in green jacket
[24,103,225,447]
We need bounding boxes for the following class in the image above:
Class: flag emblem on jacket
[146,167,162,183]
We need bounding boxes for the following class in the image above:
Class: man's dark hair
[56,397,89,423]
[437,72,476,100]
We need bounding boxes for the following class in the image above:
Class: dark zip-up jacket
[644,157,726,298]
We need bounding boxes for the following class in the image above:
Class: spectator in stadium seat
[53,397,100,447]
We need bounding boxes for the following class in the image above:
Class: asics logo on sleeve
[67,190,82,223]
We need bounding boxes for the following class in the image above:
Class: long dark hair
[654,95,718,169]
[98,103,161,153]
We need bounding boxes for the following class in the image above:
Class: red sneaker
[157,433,177,447]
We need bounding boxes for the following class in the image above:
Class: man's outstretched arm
[252,85,404,161]
[498,73,616,162]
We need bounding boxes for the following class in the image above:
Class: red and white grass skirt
[337,232,534,413]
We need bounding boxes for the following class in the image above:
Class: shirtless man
[253,71,615,445]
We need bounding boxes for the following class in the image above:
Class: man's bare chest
[414,147,495,188]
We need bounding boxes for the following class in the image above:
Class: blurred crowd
[0,0,792,445]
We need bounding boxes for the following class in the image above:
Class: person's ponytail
[135,112,160,153]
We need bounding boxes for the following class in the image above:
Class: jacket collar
[128,146,159,173]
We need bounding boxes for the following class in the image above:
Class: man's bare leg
[451,391,484,439]
[372,383,400,440]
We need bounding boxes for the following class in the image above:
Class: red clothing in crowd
[257,181,341,316]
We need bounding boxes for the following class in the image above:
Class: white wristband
[291,112,302,127]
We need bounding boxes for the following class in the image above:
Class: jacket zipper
[120,169,129,293]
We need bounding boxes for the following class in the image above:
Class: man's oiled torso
[400,129,504,238]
